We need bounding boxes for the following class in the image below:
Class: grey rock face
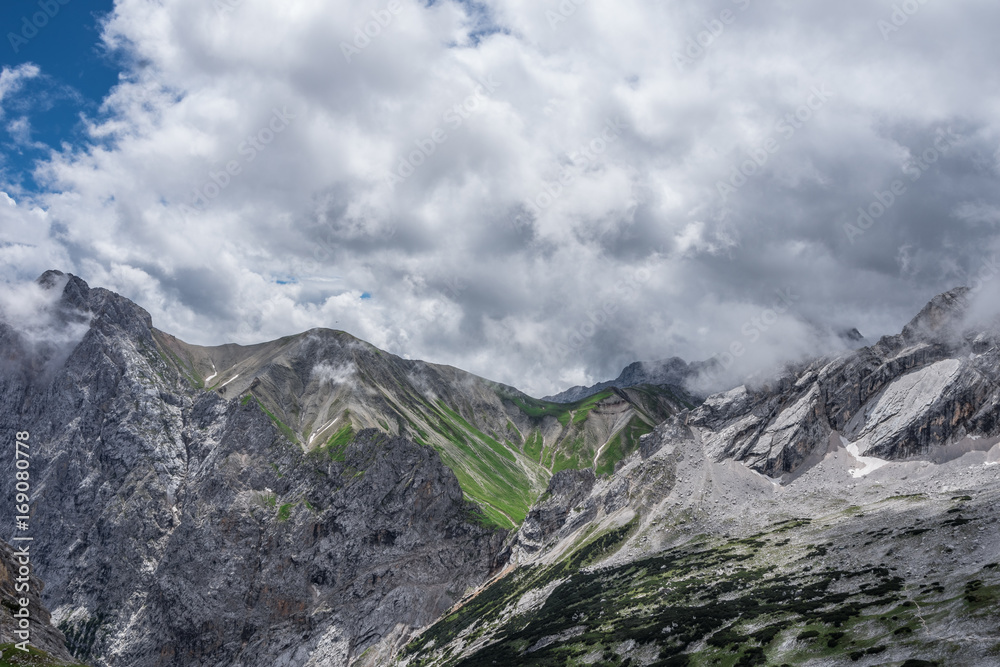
[688,287,1000,477]
[0,273,507,666]
[517,470,596,555]
[511,418,687,565]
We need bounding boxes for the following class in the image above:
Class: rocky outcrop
[0,272,507,666]
[517,470,596,554]
[688,286,1000,477]
[511,417,688,565]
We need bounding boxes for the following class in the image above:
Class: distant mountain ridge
[544,328,868,405]
[543,357,700,403]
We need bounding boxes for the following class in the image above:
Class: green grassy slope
[243,381,684,529]
[0,645,88,667]
[152,328,696,529]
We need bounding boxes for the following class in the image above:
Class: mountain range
[1,272,998,666]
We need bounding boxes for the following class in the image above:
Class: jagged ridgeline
[152,329,696,528]
[4,272,1000,667]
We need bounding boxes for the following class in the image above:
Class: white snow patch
[219,374,240,388]
[987,444,1000,466]
[308,417,340,446]
[204,361,218,384]
[842,435,890,477]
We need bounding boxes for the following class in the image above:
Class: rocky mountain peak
[36,268,71,290]
[35,270,91,319]
[543,356,695,403]
[900,285,972,344]
[19,271,155,344]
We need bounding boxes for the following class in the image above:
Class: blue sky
[0,0,117,190]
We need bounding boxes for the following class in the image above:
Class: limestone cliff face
[0,272,507,667]
[516,469,596,556]
[689,287,1000,476]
